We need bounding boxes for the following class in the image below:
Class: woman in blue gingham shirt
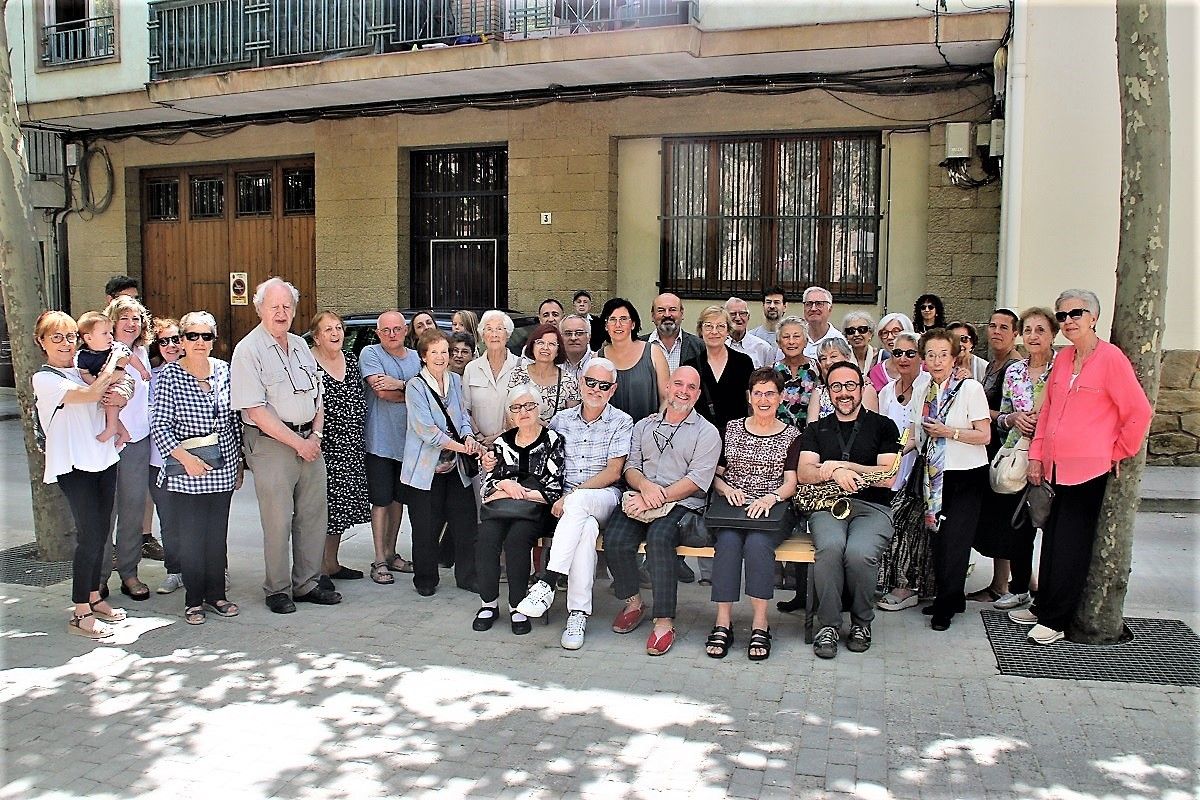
[150,311,242,625]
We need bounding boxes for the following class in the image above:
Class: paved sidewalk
[0,418,1197,799]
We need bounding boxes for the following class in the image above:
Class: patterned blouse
[774,360,820,428]
[481,426,566,505]
[151,358,241,494]
[507,365,581,423]
[999,355,1055,449]
[719,418,802,498]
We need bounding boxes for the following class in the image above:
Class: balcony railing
[42,16,117,66]
[149,0,695,79]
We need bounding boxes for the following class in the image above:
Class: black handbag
[479,498,545,522]
[676,507,714,548]
[704,491,792,532]
[1012,482,1056,529]
[421,375,480,479]
[163,434,225,477]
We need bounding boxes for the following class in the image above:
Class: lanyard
[835,415,863,461]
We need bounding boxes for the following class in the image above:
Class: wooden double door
[141,159,315,359]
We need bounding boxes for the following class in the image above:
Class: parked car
[304,309,539,357]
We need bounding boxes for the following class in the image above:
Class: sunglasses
[892,349,918,359]
[958,335,973,344]
[921,304,937,311]
[828,381,862,392]
[844,326,872,336]
[583,376,615,391]
[184,331,217,341]
[1055,308,1089,323]
[508,402,540,414]
[158,335,182,346]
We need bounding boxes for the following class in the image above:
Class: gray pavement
[0,411,1197,799]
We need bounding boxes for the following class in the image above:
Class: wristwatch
[312,430,323,440]
[952,429,960,441]
[772,492,784,503]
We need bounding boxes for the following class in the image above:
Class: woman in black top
[473,382,565,635]
[684,305,754,436]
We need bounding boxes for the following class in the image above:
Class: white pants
[548,488,618,615]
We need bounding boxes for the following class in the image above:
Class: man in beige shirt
[231,277,340,614]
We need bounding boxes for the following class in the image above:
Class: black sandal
[705,626,734,659]
[748,628,772,661]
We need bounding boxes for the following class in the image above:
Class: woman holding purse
[402,330,484,596]
[705,368,801,661]
[472,383,565,635]
[150,311,242,625]
[987,308,1058,610]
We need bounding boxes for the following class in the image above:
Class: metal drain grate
[0,541,73,587]
[981,609,1200,687]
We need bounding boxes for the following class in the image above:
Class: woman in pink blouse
[1012,290,1152,645]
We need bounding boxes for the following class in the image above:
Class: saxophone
[793,430,909,520]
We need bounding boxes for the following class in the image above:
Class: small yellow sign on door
[230,272,248,306]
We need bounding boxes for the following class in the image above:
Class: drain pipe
[996,0,1027,309]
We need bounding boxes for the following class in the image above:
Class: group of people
[33,277,1152,659]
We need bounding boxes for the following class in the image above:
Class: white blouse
[919,378,991,471]
[33,367,121,483]
[118,344,151,442]
[462,351,520,440]
[878,371,931,491]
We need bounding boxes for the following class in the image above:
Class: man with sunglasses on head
[359,311,422,584]
[792,361,901,659]
[800,286,846,361]
[514,358,634,650]
[600,366,721,657]
[232,277,340,614]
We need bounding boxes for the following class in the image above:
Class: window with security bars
[145,178,179,221]
[236,171,272,217]
[189,176,224,220]
[661,134,881,303]
[282,168,315,215]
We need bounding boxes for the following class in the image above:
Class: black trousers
[148,465,183,575]
[173,490,233,608]
[406,473,478,592]
[475,513,546,608]
[58,465,119,604]
[1031,473,1109,631]
[931,466,987,620]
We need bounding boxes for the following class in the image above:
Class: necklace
[896,377,915,404]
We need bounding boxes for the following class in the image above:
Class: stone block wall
[1148,350,1200,466]
[925,124,1001,328]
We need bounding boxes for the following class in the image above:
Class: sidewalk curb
[1140,498,1200,514]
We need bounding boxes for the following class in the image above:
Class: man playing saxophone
[788,362,901,659]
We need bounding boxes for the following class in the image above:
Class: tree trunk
[0,9,78,560]
[1070,0,1170,644]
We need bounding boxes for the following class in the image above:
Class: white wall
[1010,0,1197,350]
[696,0,1003,30]
[6,1,149,105]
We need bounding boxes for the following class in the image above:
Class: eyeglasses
[508,402,540,414]
[183,331,216,342]
[1055,308,1089,323]
[562,330,588,338]
[606,316,632,326]
[844,326,872,336]
[583,376,615,391]
[828,381,862,392]
[534,340,559,349]
[892,349,919,359]
[750,390,780,399]
[158,335,182,346]
[275,349,316,394]
[803,300,831,308]
[47,332,78,344]
[378,326,405,336]
[728,311,750,318]
[701,322,728,332]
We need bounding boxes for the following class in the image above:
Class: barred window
[189,175,225,220]
[282,168,315,216]
[660,133,881,303]
[145,178,180,221]
[236,171,272,217]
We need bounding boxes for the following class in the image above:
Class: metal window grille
[41,15,116,66]
[21,129,63,179]
[661,133,881,303]
[145,178,181,221]
[282,167,316,215]
[189,175,226,219]
[235,171,273,216]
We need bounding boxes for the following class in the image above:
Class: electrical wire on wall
[67,146,114,219]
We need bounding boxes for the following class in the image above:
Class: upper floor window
[40,0,118,68]
[660,133,881,303]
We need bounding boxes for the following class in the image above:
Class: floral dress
[507,365,581,424]
[316,350,371,536]
[774,361,820,428]
[999,355,1055,448]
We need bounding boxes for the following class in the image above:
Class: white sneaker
[1028,624,1064,645]
[516,580,555,618]
[156,573,184,594]
[994,591,1031,610]
[561,610,588,650]
[1008,607,1038,625]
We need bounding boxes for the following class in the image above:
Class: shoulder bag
[988,376,1046,495]
[421,375,480,479]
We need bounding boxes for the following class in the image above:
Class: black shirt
[684,347,755,437]
[788,409,902,506]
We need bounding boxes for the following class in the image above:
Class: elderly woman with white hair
[807,338,879,423]
[463,309,521,449]
[867,312,915,391]
[1011,289,1152,645]
[151,311,242,625]
[841,310,879,375]
[472,382,566,635]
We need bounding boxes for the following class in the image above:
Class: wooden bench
[544,534,820,643]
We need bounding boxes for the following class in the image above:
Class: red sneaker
[611,603,645,634]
